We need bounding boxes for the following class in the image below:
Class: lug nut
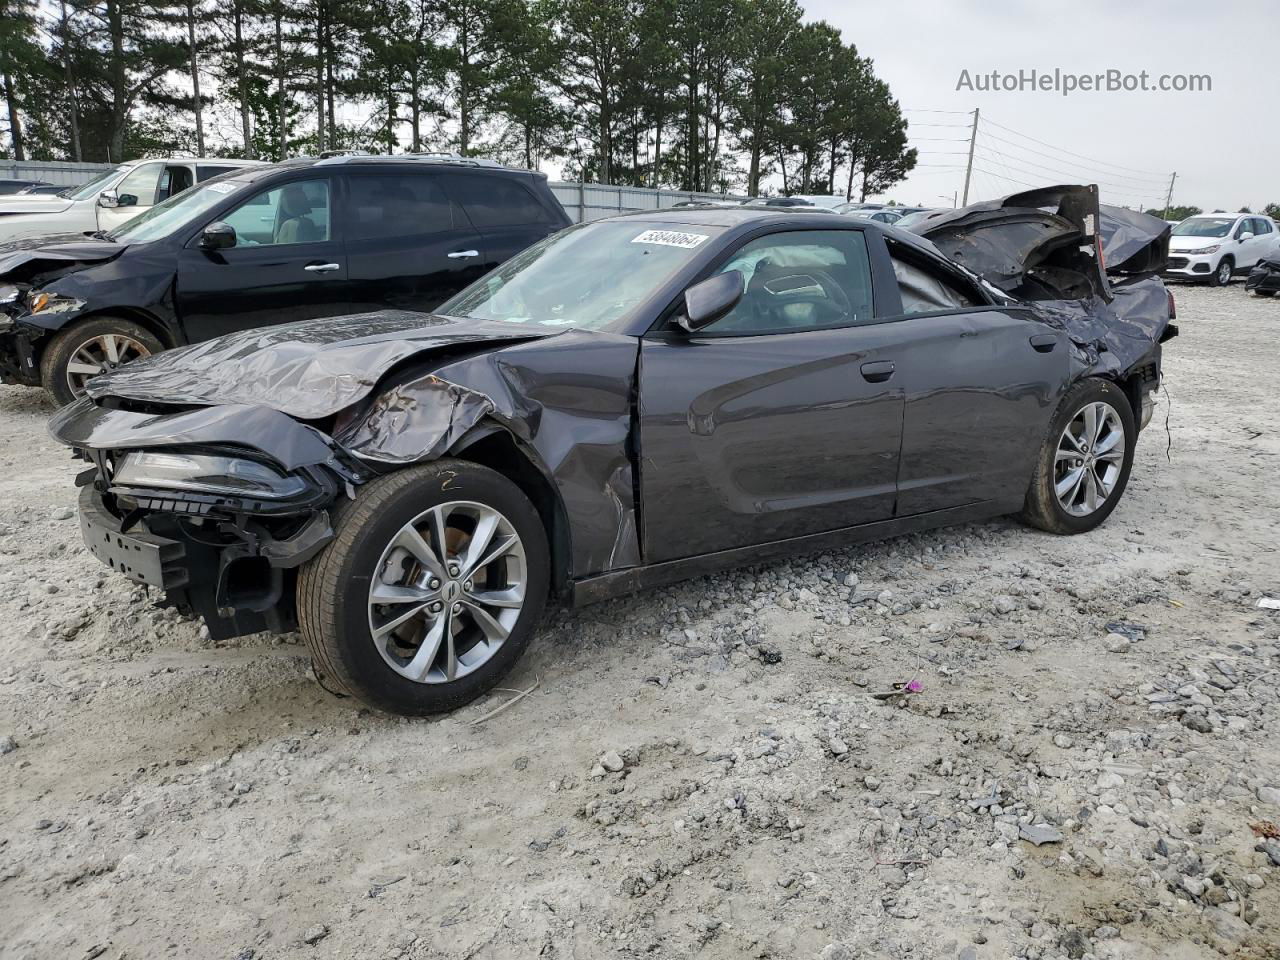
[429,601,443,613]
[447,563,460,576]
[451,602,463,614]
[429,578,441,589]
[463,579,473,592]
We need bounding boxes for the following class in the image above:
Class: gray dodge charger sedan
[50,185,1176,716]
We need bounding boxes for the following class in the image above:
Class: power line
[978,115,1169,178]
[976,128,1169,188]
[973,146,1165,204]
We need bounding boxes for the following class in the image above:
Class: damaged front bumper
[51,398,358,639]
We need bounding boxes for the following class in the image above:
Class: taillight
[1167,289,1177,320]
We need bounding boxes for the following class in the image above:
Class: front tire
[298,460,549,716]
[1019,378,1136,535]
[1209,257,1234,287]
[40,316,162,406]
[1251,288,1276,297]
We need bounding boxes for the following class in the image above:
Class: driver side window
[221,179,331,247]
[115,162,165,207]
[703,230,874,333]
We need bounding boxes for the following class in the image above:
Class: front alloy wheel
[368,502,527,684]
[65,332,151,394]
[40,316,163,406]
[299,460,549,715]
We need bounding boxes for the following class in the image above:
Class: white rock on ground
[0,286,1278,958]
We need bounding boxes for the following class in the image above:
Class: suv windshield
[64,166,127,201]
[440,220,724,332]
[108,178,246,243]
[1171,217,1234,238]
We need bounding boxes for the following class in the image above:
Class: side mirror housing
[677,270,745,333]
[199,221,237,250]
[1238,231,1254,241]
[97,190,119,209]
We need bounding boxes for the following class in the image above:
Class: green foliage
[1144,205,1201,221]
[3,0,916,200]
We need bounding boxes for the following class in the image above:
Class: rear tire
[1209,257,1233,287]
[40,316,162,406]
[298,460,549,716]
[1251,289,1276,297]
[1019,378,1136,535]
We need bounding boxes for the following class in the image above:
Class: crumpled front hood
[0,232,125,281]
[85,310,562,420]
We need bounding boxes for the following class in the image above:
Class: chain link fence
[1,160,741,220]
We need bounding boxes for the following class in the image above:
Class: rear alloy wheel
[1020,378,1136,535]
[40,317,162,405]
[298,460,549,715]
[1210,257,1233,287]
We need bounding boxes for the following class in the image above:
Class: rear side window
[197,165,241,181]
[889,248,979,314]
[346,174,455,240]
[441,173,551,228]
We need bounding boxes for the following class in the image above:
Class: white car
[1164,213,1280,286]
[0,157,264,243]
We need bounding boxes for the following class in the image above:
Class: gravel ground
[2,284,1279,960]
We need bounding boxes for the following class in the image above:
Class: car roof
[118,157,264,168]
[211,154,543,187]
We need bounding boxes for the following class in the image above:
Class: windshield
[108,178,245,243]
[1171,217,1234,238]
[64,166,128,201]
[440,220,724,332]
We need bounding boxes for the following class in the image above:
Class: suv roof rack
[313,151,509,170]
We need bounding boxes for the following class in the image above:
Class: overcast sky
[805,0,1280,212]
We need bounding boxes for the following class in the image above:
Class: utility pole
[1162,172,1177,220]
[961,107,979,206]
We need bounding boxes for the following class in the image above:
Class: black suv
[0,155,571,403]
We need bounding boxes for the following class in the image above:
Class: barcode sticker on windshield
[632,229,709,249]
[207,182,237,194]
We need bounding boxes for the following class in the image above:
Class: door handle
[860,360,896,383]
[447,249,480,259]
[304,262,340,273]
[1029,334,1058,352]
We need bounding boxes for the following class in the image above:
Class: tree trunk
[315,2,326,154]
[0,54,24,162]
[60,0,81,160]
[274,11,287,159]
[652,113,662,189]
[410,67,422,152]
[186,0,205,156]
[233,0,252,154]
[107,0,127,160]
[386,79,396,153]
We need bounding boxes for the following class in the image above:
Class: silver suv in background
[1164,213,1280,286]
[0,158,265,243]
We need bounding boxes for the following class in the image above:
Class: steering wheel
[755,268,854,327]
